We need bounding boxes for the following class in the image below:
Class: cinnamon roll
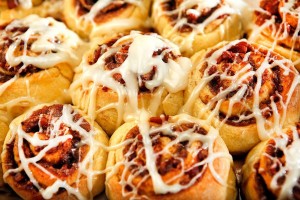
[70,31,192,135]
[0,15,85,117]
[63,0,151,39]
[0,0,63,24]
[0,109,10,187]
[1,104,109,199]
[242,122,300,200]
[106,113,236,200]
[151,0,243,57]
[182,39,300,154]
[248,0,300,71]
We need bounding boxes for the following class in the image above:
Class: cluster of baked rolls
[0,0,300,199]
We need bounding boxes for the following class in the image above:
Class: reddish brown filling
[255,0,300,47]
[76,0,128,23]
[89,35,178,92]
[245,161,276,200]
[6,0,19,9]
[203,41,290,126]
[161,0,227,32]
[120,116,208,196]
[0,25,41,83]
[252,123,300,199]
[3,104,90,194]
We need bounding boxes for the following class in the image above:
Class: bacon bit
[7,26,29,33]
[137,134,143,141]
[89,46,102,65]
[260,0,279,16]
[140,66,156,81]
[228,41,249,54]
[186,11,199,24]
[115,52,127,64]
[112,73,125,84]
[217,51,235,63]
[197,148,208,161]
[149,116,163,124]
[102,86,109,92]
[125,184,133,192]
[7,0,19,9]
[14,173,23,182]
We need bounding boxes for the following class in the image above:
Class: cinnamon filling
[161,0,227,32]
[7,0,19,9]
[254,125,300,199]
[202,41,289,126]
[89,37,178,92]
[76,0,129,22]
[0,25,42,83]
[120,116,208,195]
[3,104,90,193]
[255,0,300,50]
[248,161,277,199]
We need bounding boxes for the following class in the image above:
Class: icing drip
[182,39,300,140]
[258,125,300,199]
[81,0,142,21]
[152,0,239,50]
[74,0,148,36]
[248,0,300,65]
[107,112,232,198]
[0,14,85,111]
[1,15,84,69]
[3,104,107,200]
[71,31,191,129]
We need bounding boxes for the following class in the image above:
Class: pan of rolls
[0,0,300,199]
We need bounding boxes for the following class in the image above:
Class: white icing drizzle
[82,0,142,22]
[247,0,300,65]
[74,0,147,36]
[71,31,191,129]
[0,14,85,112]
[181,39,300,140]
[152,0,239,51]
[260,126,300,199]
[2,15,84,69]
[4,104,107,200]
[107,112,232,199]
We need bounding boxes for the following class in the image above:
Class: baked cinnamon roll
[248,0,300,71]
[0,15,85,117]
[0,0,63,24]
[1,104,109,199]
[242,122,300,200]
[106,113,236,200]
[151,0,243,56]
[63,0,151,39]
[182,39,300,154]
[70,31,192,135]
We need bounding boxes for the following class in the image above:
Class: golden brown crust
[0,16,86,117]
[0,0,63,24]
[1,104,109,200]
[63,0,151,39]
[185,40,300,154]
[0,64,73,117]
[251,0,300,71]
[242,123,300,200]
[106,115,236,200]
[70,32,189,135]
